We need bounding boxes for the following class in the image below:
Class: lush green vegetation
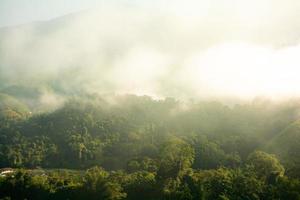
[1,92,300,199]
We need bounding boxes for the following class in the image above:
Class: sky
[0,0,164,27]
[1,0,300,101]
[0,0,104,27]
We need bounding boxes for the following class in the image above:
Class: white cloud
[1,0,300,100]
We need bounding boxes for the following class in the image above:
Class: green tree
[247,151,285,181]
[158,138,195,179]
[82,166,126,200]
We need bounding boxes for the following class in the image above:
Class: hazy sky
[0,0,103,27]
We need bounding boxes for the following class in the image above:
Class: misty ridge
[1,0,300,109]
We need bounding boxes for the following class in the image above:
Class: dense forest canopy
[1,89,300,199]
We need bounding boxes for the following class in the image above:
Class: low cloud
[0,0,300,101]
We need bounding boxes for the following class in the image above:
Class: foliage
[1,94,300,199]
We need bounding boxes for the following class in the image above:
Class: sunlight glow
[185,43,300,98]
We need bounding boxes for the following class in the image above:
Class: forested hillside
[1,0,300,199]
[1,92,300,199]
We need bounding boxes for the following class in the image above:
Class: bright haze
[1,0,300,100]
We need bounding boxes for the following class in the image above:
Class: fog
[1,0,300,102]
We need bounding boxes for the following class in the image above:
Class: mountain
[1,6,299,100]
